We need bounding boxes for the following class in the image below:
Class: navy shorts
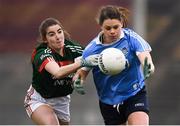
[99,86,149,125]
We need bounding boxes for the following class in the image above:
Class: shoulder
[31,43,53,62]
[123,28,148,46]
[84,35,99,51]
[123,29,151,52]
[36,43,52,55]
[123,28,145,41]
[123,28,137,37]
[83,40,97,55]
[85,41,95,50]
[64,39,84,55]
[82,38,99,58]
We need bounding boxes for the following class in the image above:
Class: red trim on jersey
[38,57,54,72]
[58,60,73,66]
[24,86,34,116]
[26,106,33,117]
[31,49,37,62]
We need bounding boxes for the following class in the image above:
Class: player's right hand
[80,54,99,67]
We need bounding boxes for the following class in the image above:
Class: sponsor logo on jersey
[135,103,144,107]
[53,79,72,86]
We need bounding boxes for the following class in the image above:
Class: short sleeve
[33,48,54,72]
[129,30,152,52]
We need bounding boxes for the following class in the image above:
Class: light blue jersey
[83,28,152,105]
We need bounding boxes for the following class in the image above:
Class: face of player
[101,19,123,44]
[45,24,65,51]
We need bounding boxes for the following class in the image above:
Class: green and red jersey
[31,39,84,98]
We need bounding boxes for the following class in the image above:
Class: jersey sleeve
[129,30,152,53]
[33,48,54,72]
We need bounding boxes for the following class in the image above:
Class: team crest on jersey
[121,47,128,56]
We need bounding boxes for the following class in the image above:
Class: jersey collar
[96,29,125,45]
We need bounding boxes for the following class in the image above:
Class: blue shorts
[99,86,149,125]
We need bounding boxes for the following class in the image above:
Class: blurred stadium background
[0,0,180,125]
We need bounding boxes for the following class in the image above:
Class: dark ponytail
[118,7,130,28]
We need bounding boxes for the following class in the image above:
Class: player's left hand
[73,78,85,95]
[143,57,153,80]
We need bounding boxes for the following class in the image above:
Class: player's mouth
[110,35,118,41]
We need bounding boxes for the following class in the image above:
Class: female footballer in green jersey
[24,17,98,125]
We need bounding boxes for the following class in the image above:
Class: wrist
[80,58,87,67]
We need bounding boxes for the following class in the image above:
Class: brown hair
[96,5,130,27]
[38,17,70,42]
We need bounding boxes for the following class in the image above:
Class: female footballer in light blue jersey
[73,5,155,125]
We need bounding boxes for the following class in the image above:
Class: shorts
[99,86,149,125]
[24,85,71,122]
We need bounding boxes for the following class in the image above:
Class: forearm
[45,61,81,79]
[137,51,155,72]
[54,63,81,79]
[45,54,98,79]
[137,51,155,80]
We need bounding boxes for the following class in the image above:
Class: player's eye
[47,32,55,37]
[113,25,119,30]
[58,29,63,34]
[105,26,111,31]
[104,25,119,31]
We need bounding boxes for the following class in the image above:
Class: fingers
[75,87,85,95]
[81,54,100,67]
[86,54,99,66]
[73,78,85,95]
[74,78,81,86]
[144,57,148,66]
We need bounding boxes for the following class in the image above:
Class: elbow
[53,74,60,79]
[53,70,64,79]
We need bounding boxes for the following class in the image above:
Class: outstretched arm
[45,59,81,79]
[44,54,99,79]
